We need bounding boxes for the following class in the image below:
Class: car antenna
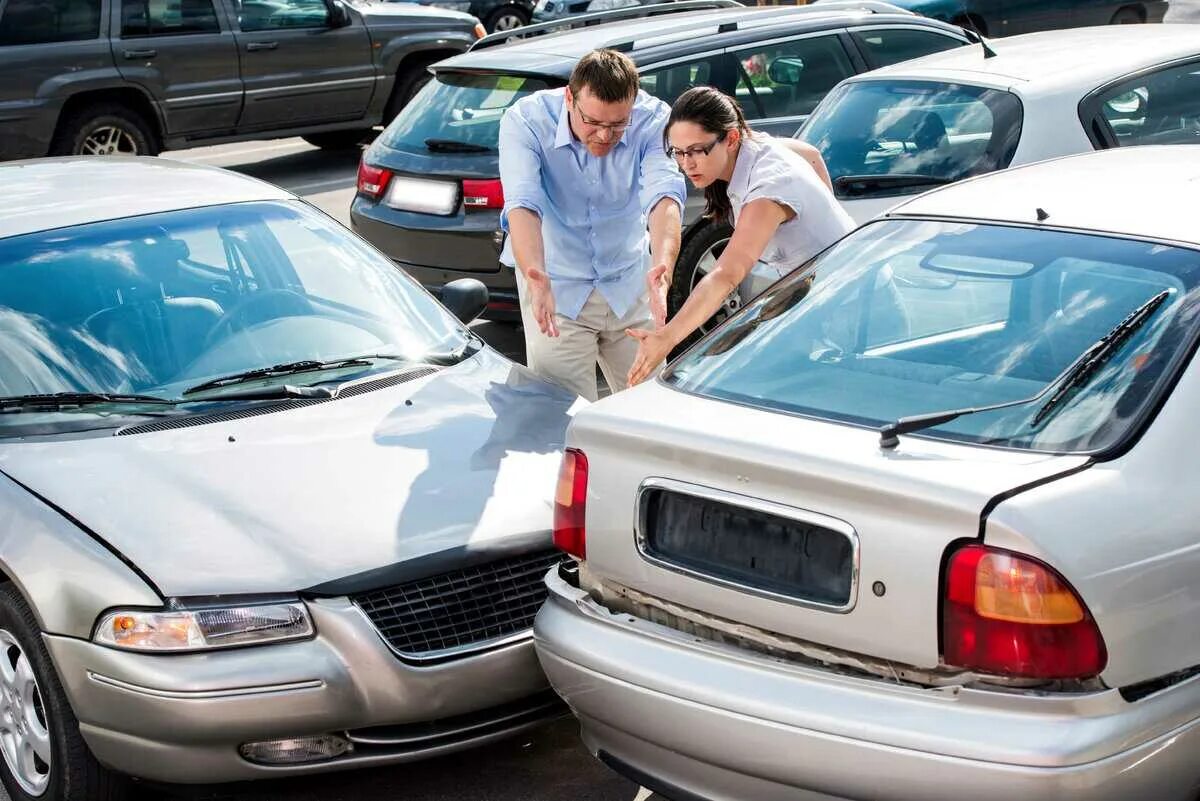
[1036,207,1050,221]
[980,37,998,58]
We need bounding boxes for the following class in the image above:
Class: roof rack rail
[469,0,740,51]
[802,0,914,15]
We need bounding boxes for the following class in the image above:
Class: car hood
[0,350,580,598]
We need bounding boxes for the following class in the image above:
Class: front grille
[353,549,564,661]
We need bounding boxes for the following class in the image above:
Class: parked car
[820,0,1169,35]
[534,144,1200,801]
[0,0,486,161]
[0,156,577,801]
[800,24,1200,225]
[410,0,535,31]
[350,0,969,326]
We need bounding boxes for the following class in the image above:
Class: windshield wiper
[182,358,378,397]
[879,289,1172,449]
[424,138,492,153]
[834,174,954,198]
[0,392,175,413]
[422,331,485,366]
[186,384,335,402]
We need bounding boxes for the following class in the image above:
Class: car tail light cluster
[462,179,504,210]
[942,544,1107,680]
[356,159,393,200]
[553,448,588,559]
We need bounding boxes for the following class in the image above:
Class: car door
[223,0,374,130]
[992,0,1075,34]
[727,31,857,137]
[847,26,968,71]
[1084,59,1200,149]
[111,0,243,134]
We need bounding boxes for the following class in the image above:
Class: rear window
[800,80,1022,200]
[380,72,558,153]
[0,0,100,44]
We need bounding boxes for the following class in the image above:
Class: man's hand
[626,326,676,387]
[525,267,559,337]
[646,263,670,328]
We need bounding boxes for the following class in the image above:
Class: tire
[384,56,441,123]
[951,13,988,36]
[49,103,157,157]
[1110,5,1144,23]
[486,5,529,31]
[668,219,736,354]
[0,585,130,801]
[301,130,371,150]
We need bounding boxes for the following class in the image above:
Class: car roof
[0,157,293,240]
[886,145,1200,248]
[437,2,962,76]
[852,25,1200,92]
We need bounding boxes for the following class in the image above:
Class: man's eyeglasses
[574,105,631,133]
[666,133,727,161]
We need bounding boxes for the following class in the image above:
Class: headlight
[587,0,638,10]
[430,0,472,9]
[94,601,313,652]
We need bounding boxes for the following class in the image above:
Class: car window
[801,80,1023,199]
[380,72,557,153]
[0,0,101,44]
[122,0,220,36]
[666,219,1200,454]
[642,59,713,106]
[732,35,855,121]
[851,28,964,70]
[1096,61,1200,147]
[234,0,329,31]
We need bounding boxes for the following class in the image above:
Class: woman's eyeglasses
[666,133,727,161]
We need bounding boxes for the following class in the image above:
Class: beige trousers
[515,269,651,402]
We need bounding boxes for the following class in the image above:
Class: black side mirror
[441,278,489,324]
[326,0,352,27]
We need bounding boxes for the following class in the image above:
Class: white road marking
[288,176,356,194]
[634,788,655,801]
[176,140,316,164]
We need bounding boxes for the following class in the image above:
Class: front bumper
[535,569,1200,801]
[45,597,558,783]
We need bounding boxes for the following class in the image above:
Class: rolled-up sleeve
[499,106,547,231]
[638,100,686,217]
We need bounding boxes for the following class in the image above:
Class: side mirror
[767,57,805,86]
[441,278,489,324]
[326,0,352,27]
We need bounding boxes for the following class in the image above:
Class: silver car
[535,145,1200,800]
[0,158,575,801]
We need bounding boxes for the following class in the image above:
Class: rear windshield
[800,80,1023,200]
[380,72,558,152]
[665,219,1200,454]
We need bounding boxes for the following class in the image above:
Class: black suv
[0,0,485,160]
[350,0,968,323]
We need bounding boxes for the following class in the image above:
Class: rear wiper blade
[182,358,374,396]
[0,392,175,413]
[879,289,1172,449]
[834,174,954,197]
[424,138,492,153]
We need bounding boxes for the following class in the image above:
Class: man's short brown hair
[568,49,639,103]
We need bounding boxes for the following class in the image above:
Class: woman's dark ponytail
[664,86,752,223]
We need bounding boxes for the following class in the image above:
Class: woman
[626,86,855,386]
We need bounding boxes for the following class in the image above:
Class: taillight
[553,448,588,559]
[357,159,393,200]
[462,178,504,210]
[473,22,487,39]
[943,544,1107,679]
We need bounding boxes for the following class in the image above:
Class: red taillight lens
[553,448,588,559]
[943,544,1107,679]
[357,160,393,200]
[462,178,504,210]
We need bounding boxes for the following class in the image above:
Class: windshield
[381,71,558,152]
[800,80,1023,199]
[665,219,1200,453]
[0,200,465,414]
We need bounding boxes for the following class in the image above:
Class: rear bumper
[536,569,1200,801]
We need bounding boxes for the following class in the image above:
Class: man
[498,49,685,401]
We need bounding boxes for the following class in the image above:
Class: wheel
[951,13,988,36]
[486,5,529,31]
[668,220,736,353]
[49,104,157,157]
[301,130,371,150]
[384,57,441,123]
[1109,5,1144,23]
[0,585,130,801]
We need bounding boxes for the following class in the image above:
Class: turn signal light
[943,544,1107,679]
[553,448,588,559]
[462,178,505,210]
[356,159,393,200]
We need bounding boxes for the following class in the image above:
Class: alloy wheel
[690,235,739,333]
[0,630,51,796]
[79,126,140,156]
[492,11,525,29]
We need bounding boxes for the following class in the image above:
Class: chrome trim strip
[346,697,561,745]
[164,90,243,104]
[634,477,860,613]
[87,672,324,699]
[246,76,376,96]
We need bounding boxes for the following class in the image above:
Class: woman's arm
[626,198,788,386]
[779,138,833,190]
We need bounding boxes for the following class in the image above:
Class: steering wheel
[203,289,314,350]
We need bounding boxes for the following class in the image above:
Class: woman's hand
[626,326,677,387]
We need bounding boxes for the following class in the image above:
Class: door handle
[122,49,157,59]
[246,41,279,51]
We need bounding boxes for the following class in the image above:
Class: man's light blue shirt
[498,88,686,320]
